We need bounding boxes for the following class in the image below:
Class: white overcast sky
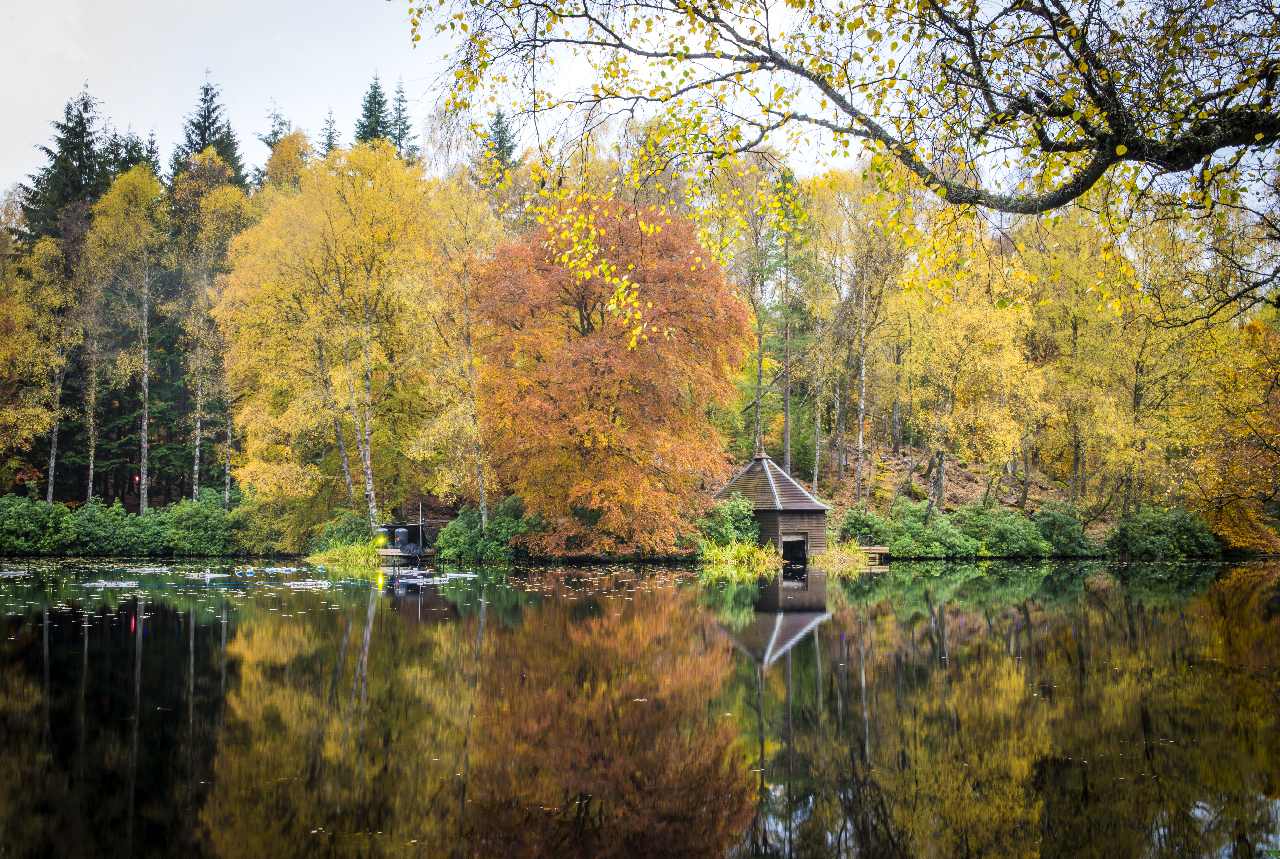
[1,0,451,188]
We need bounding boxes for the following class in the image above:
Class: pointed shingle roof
[716,452,829,511]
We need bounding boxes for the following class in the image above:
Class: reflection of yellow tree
[200,584,752,857]
[876,657,1049,859]
[737,564,1280,858]
[467,587,753,857]
[200,589,479,857]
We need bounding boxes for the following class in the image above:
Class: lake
[1,559,1277,857]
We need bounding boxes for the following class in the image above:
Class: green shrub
[885,500,981,558]
[0,495,72,555]
[65,500,145,555]
[1106,506,1220,560]
[696,493,758,549]
[309,510,371,553]
[1032,503,1098,557]
[435,496,537,565]
[951,504,1052,558]
[161,491,238,556]
[838,506,895,545]
[0,493,243,557]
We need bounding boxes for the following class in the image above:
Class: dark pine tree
[474,108,521,186]
[253,106,292,186]
[101,128,161,178]
[257,105,291,150]
[319,109,340,155]
[18,88,108,259]
[171,81,246,185]
[353,76,392,144]
[389,79,419,162]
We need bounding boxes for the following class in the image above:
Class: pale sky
[1,0,452,188]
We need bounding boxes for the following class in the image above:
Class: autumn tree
[804,167,915,498]
[474,199,751,555]
[218,141,436,532]
[171,148,252,500]
[890,205,1045,512]
[0,238,71,479]
[405,173,503,524]
[416,0,1279,216]
[85,165,169,513]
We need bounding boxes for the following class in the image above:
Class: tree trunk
[475,454,489,529]
[935,450,946,509]
[86,350,98,502]
[923,450,945,523]
[1018,440,1032,509]
[782,311,791,473]
[812,383,821,493]
[891,400,902,456]
[191,380,203,500]
[45,370,65,503]
[139,276,150,515]
[753,307,765,453]
[358,368,379,527]
[853,279,869,501]
[333,418,356,504]
[854,356,868,503]
[223,411,233,508]
[316,342,355,504]
[45,417,60,504]
[1069,425,1083,505]
[832,372,848,476]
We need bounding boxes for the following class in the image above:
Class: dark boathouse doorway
[780,535,808,577]
[715,450,829,571]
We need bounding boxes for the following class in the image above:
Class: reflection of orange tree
[199,584,752,856]
[466,586,753,857]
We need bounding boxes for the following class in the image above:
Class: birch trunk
[85,350,98,502]
[191,380,203,500]
[354,367,379,528]
[316,341,355,503]
[139,273,150,515]
[853,282,869,502]
[462,289,488,529]
[45,409,60,504]
[811,383,821,493]
[333,418,356,504]
[753,305,765,452]
[223,411,233,509]
[782,311,791,473]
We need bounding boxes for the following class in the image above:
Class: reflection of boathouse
[716,451,829,571]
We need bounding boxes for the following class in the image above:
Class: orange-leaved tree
[475,200,752,556]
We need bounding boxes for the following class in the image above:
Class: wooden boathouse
[716,451,829,572]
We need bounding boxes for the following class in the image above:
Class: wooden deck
[376,547,436,565]
[860,545,891,566]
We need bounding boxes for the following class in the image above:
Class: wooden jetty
[861,545,891,571]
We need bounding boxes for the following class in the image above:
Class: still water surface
[1,559,1277,858]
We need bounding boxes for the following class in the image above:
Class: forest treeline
[2,78,1278,557]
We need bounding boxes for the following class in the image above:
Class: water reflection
[0,560,1276,857]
